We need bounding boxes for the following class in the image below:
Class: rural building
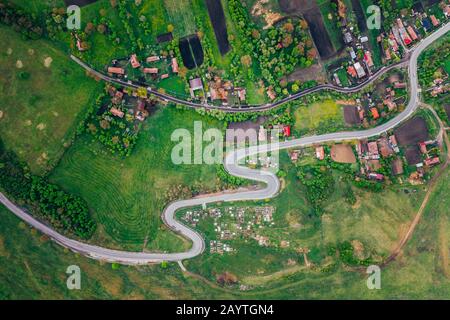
[430,15,439,27]
[371,107,380,120]
[108,67,125,75]
[368,173,384,181]
[144,68,158,74]
[130,54,141,68]
[364,51,374,68]
[347,66,357,78]
[258,126,267,142]
[189,78,204,98]
[406,26,418,41]
[161,73,169,79]
[315,146,325,160]
[172,58,179,73]
[389,135,400,153]
[146,56,160,63]
[267,87,276,100]
[236,88,246,102]
[378,137,394,157]
[368,141,379,157]
[383,99,397,111]
[354,62,366,78]
[444,5,450,17]
[360,36,369,43]
[391,158,404,175]
[422,18,432,31]
[394,82,407,89]
[283,126,291,137]
[425,157,440,167]
[110,107,124,118]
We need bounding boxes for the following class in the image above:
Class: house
[391,158,404,175]
[267,87,276,100]
[171,58,179,73]
[422,17,432,31]
[424,157,440,167]
[344,32,353,44]
[406,26,418,41]
[108,67,125,75]
[283,125,291,137]
[347,66,357,78]
[236,88,246,102]
[110,107,124,118]
[360,36,369,43]
[161,73,169,79]
[146,56,160,63]
[315,146,325,160]
[189,78,204,98]
[354,62,366,78]
[389,135,400,153]
[371,107,380,119]
[364,51,374,68]
[419,142,428,154]
[368,173,384,181]
[143,68,158,74]
[349,48,357,60]
[130,54,140,68]
[368,141,379,157]
[112,90,124,104]
[394,82,407,89]
[290,151,299,161]
[430,15,439,27]
[444,5,450,18]
[385,48,392,60]
[378,137,394,157]
[383,99,397,111]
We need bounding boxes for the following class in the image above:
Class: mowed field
[0,25,102,174]
[49,107,225,252]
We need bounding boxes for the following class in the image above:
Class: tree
[167,24,174,32]
[240,55,252,67]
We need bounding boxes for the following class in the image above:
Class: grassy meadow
[294,99,346,133]
[0,25,102,174]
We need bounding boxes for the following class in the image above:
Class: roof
[283,125,291,137]
[364,51,374,67]
[144,68,158,74]
[130,54,140,68]
[189,78,203,90]
[406,26,418,41]
[172,58,179,73]
[108,67,125,75]
[430,15,439,27]
[391,158,404,175]
[146,56,160,63]
[110,107,124,118]
[354,62,366,78]
[347,66,357,78]
[368,141,379,155]
[315,146,325,160]
[371,107,380,119]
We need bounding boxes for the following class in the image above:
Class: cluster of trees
[0,2,43,39]
[84,93,139,157]
[0,139,96,239]
[216,165,246,187]
[228,0,315,96]
[117,0,143,52]
[418,36,450,91]
[297,165,335,215]
[337,241,374,266]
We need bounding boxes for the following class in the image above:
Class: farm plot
[343,106,361,125]
[64,0,98,6]
[205,0,231,55]
[445,105,450,123]
[394,116,429,146]
[330,144,357,163]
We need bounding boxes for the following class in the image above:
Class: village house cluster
[181,206,276,255]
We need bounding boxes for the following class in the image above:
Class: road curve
[1,23,448,265]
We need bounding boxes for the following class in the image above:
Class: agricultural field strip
[0,23,448,265]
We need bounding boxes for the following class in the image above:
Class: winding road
[1,23,448,265]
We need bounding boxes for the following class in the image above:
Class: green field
[2,158,449,299]
[0,25,102,174]
[49,107,226,251]
[318,0,344,53]
[294,99,345,133]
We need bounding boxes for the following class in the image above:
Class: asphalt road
[1,23,448,265]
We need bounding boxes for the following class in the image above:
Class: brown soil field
[394,117,429,146]
[330,144,357,163]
